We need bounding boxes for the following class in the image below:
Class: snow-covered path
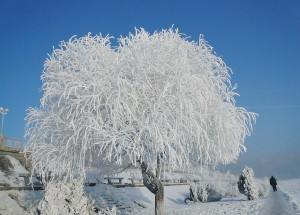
[260,189,294,215]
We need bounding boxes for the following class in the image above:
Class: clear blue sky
[1,0,299,179]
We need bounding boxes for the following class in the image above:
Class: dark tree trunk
[140,154,164,215]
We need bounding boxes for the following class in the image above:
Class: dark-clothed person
[270,176,277,192]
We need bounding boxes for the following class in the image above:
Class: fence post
[0,134,4,150]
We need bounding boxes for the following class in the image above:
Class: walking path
[260,188,294,215]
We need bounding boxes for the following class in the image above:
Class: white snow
[84,178,300,215]
[1,156,300,215]
[0,191,29,215]
[0,155,29,187]
[260,189,294,215]
[5,155,28,174]
[0,190,43,215]
[0,177,300,215]
[279,179,300,214]
[85,184,264,215]
[0,170,11,185]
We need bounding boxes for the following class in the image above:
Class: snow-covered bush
[37,177,95,215]
[188,183,222,203]
[209,180,240,198]
[237,166,259,200]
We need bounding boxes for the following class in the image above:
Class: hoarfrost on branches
[25,27,256,183]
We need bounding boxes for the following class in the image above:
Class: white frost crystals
[25,27,256,184]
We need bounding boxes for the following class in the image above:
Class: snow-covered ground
[1,155,299,215]
[279,179,300,214]
[0,155,29,187]
[2,181,299,215]
[0,190,43,215]
[86,181,300,215]
[260,189,294,215]
[86,184,264,215]
[0,155,44,215]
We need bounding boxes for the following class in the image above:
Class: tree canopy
[25,28,256,182]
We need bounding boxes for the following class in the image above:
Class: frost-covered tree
[25,28,256,215]
[238,166,259,200]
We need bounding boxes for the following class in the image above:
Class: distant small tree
[238,166,259,200]
[25,28,256,215]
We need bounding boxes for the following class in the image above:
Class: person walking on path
[270,176,277,192]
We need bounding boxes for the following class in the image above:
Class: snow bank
[0,190,44,215]
[278,179,300,214]
[0,155,28,174]
[0,191,29,215]
[0,155,29,186]
[0,155,44,215]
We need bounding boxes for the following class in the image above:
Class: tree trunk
[155,154,164,215]
[140,154,164,215]
[155,191,164,215]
